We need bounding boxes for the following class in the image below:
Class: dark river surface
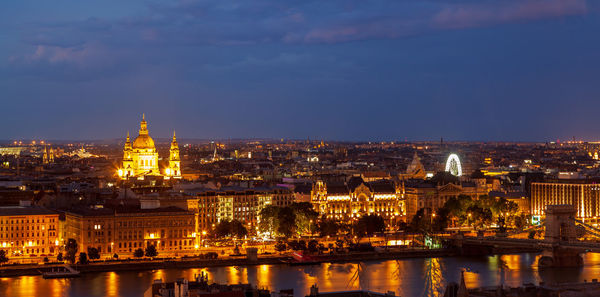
[3,253,600,297]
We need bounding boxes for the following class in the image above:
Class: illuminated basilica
[118,115,181,179]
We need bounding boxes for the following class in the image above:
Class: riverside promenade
[0,248,454,278]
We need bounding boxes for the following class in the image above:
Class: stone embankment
[0,248,454,277]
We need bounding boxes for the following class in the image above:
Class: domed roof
[132,114,156,149]
[133,134,155,149]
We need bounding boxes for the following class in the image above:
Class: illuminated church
[118,115,181,179]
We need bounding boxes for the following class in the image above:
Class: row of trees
[211,220,248,238]
[259,202,319,237]
[55,239,160,264]
[409,194,526,232]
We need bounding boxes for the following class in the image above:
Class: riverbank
[0,248,456,278]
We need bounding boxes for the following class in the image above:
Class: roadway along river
[3,253,600,297]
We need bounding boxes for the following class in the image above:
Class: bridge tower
[539,205,583,267]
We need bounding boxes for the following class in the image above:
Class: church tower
[42,145,49,164]
[167,131,181,178]
[122,131,134,177]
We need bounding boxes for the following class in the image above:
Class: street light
[467,213,472,229]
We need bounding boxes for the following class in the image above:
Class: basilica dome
[133,134,155,149]
[132,114,156,149]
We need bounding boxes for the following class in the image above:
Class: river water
[3,253,600,297]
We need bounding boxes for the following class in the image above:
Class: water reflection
[421,258,444,297]
[4,253,600,297]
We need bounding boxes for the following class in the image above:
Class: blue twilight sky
[1,0,600,142]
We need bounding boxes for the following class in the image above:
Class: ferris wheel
[445,153,462,176]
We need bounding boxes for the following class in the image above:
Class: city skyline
[2,0,600,141]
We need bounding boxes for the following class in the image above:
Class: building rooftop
[0,206,58,216]
[66,205,190,217]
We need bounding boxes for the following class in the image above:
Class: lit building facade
[119,114,181,179]
[65,206,196,257]
[404,172,493,220]
[0,207,60,258]
[186,187,295,234]
[531,180,600,221]
[311,178,405,227]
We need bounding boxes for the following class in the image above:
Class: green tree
[213,220,248,238]
[287,240,307,251]
[78,252,88,264]
[317,217,340,237]
[87,247,100,260]
[307,240,319,253]
[0,250,8,265]
[133,248,144,258]
[291,202,318,235]
[229,220,248,238]
[277,207,296,237]
[113,253,119,260]
[213,220,231,238]
[65,239,78,263]
[145,244,158,258]
[353,214,385,237]
[428,207,451,232]
[275,241,287,253]
[408,208,430,232]
[466,205,493,229]
[513,214,528,229]
[259,205,280,235]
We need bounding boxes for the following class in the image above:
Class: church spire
[168,129,181,178]
[139,114,148,135]
[170,130,179,150]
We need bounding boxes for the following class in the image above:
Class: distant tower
[167,131,181,178]
[42,145,49,164]
[48,146,54,163]
[122,131,133,177]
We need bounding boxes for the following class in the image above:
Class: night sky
[2,0,600,141]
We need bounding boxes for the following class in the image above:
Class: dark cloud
[0,0,599,141]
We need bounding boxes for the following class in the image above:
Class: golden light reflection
[19,276,37,297]
[183,268,212,281]
[500,254,520,270]
[390,260,407,297]
[585,252,600,264]
[106,271,118,297]
[154,270,164,282]
[462,271,481,289]
[347,263,364,290]
[421,258,444,297]
[49,279,67,297]
[227,266,248,284]
[257,265,271,288]
[321,263,333,288]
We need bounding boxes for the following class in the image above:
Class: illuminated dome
[119,114,180,180]
[133,134,155,149]
[132,114,156,149]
